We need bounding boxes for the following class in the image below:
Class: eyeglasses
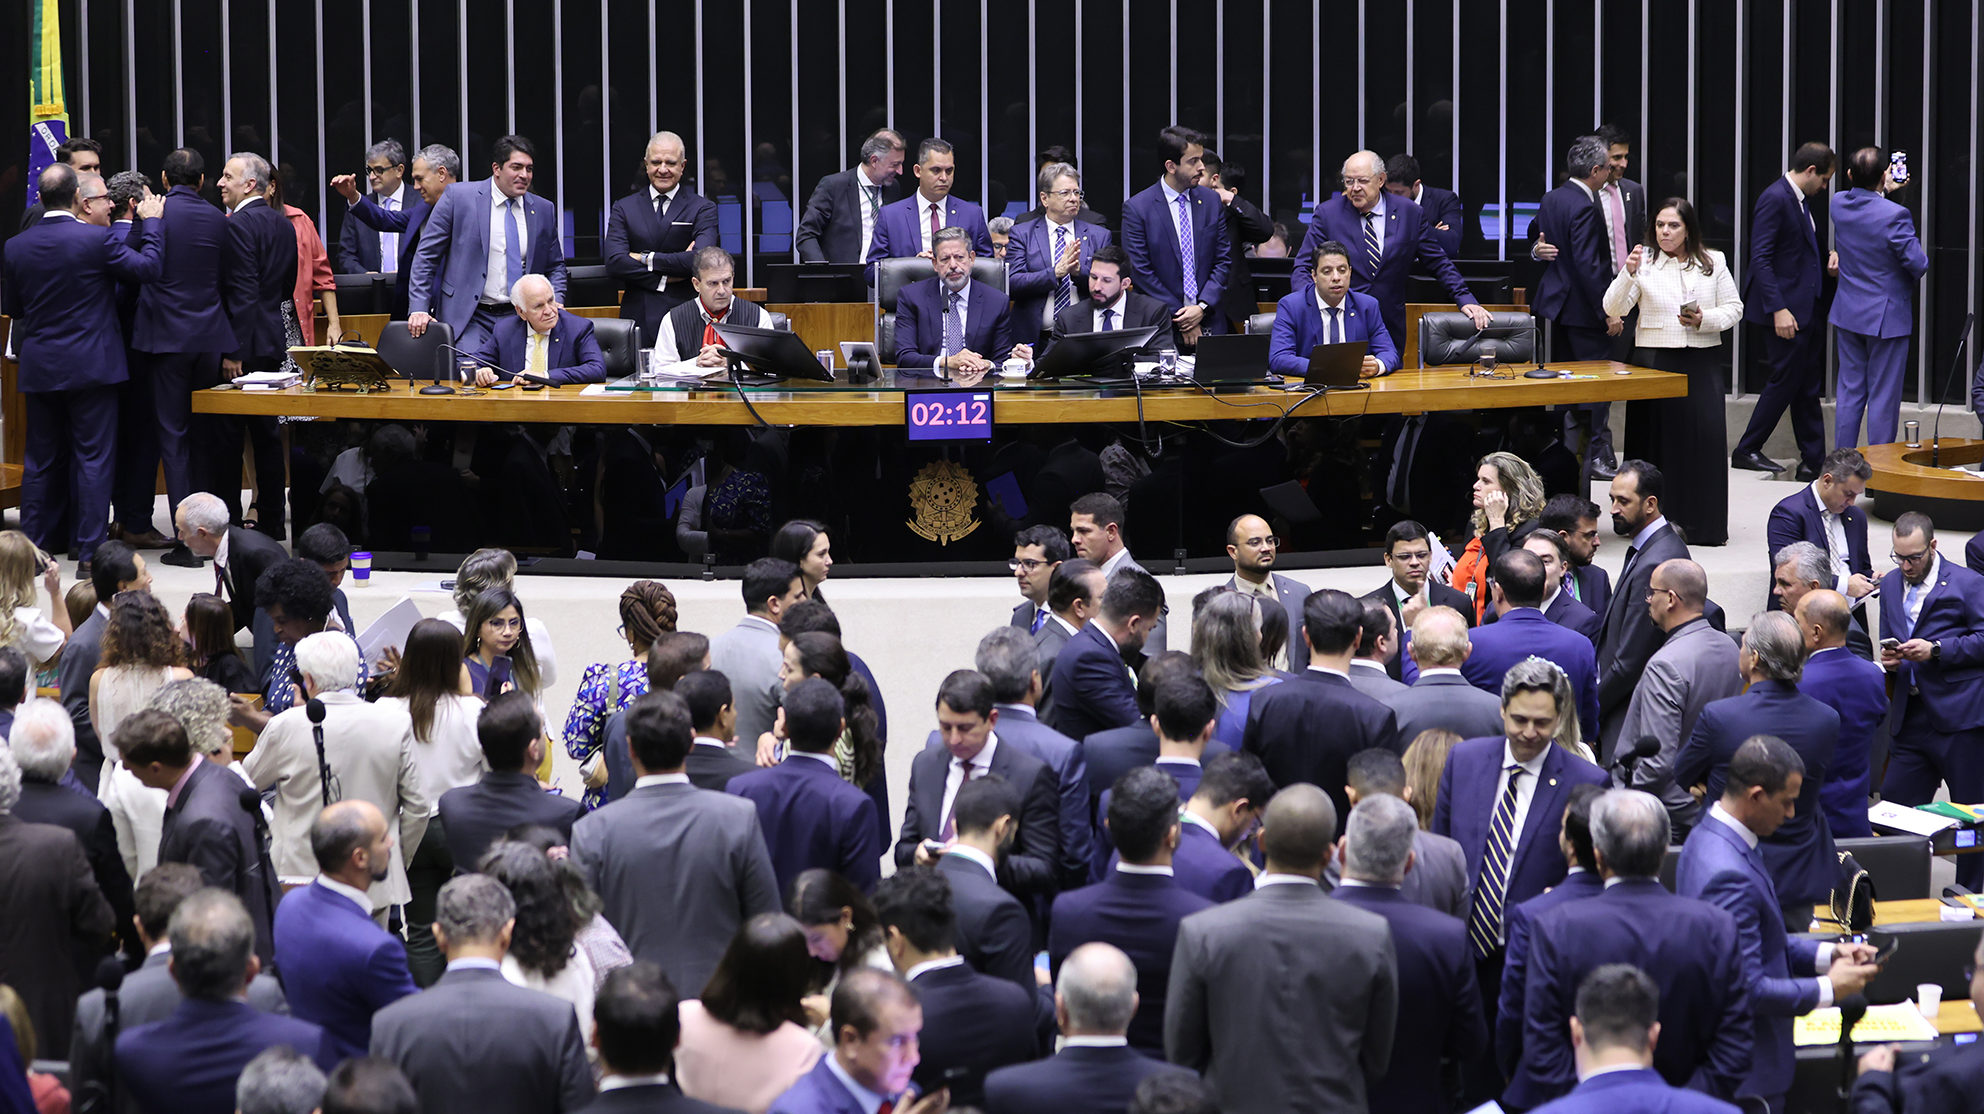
[1340,175,1377,188]
[1237,535,1280,550]
[1008,558,1051,573]
[1047,188,1085,199]
[1891,549,1933,565]
[1645,585,1677,603]
[364,164,398,177]
[78,193,109,207]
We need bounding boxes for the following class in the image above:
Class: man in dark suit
[465,273,606,385]
[334,139,409,272]
[1348,601,1409,703]
[728,678,883,894]
[602,131,720,346]
[1524,532,1603,642]
[1364,519,1475,681]
[1121,125,1231,345]
[1830,147,1929,449]
[1517,790,1751,1107]
[1325,749,1470,917]
[273,800,419,1060]
[1087,663,1233,877]
[1174,753,1273,904]
[1009,524,1070,635]
[1046,569,1163,741]
[1035,559,1105,724]
[328,142,457,320]
[57,545,151,792]
[1530,965,1744,1114]
[1043,246,1170,354]
[1224,513,1311,670]
[571,689,781,998]
[370,873,595,1114]
[173,492,285,643]
[985,942,1188,1114]
[1004,160,1114,348]
[214,152,298,533]
[1596,461,1691,758]
[1332,794,1485,1114]
[893,228,1020,375]
[9,696,139,962]
[1777,542,1879,654]
[1878,512,1984,888]
[1414,551,1600,740]
[1529,137,1618,474]
[17,136,102,229]
[865,137,993,283]
[1269,238,1402,378]
[676,669,757,793]
[1078,651,1195,810]
[1593,125,1649,364]
[1674,612,1840,909]
[1539,495,1614,617]
[924,774,1043,992]
[1678,737,1880,1113]
[115,889,334,1114]
[1732,143,1837,478]
[793,128,907,264]
[966,627,1091,889]
[767,968,924,1114]
[872,865,1035,1107]
[125,709,279,967]
[1794,590,1888,837]
[1051,766,1213,1054]
[1765,448,1876,613]
[405,135,568,351]
[1851,938,1984,1112]
[1,164,165,562]
[1388,607,1507,752]
[583,962,739,1114]
[1243,589,1399,822]
[1166,784,1397,1114]
[1202,152,1275,334]
[1494,783,1605,1096]
[1384,153,1464,258]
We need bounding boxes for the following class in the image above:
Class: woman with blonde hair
[1190,589,1281,750]
[1401,728,1462,830]
[0,531,69,671]
[1449,451,1546,623]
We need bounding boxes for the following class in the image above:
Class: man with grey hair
[894,225,1024,381]
[1388,606,1505,744]
[1531,135,1622,476]
[330,142,458,319]
[796,126,908,263]
[1512,789,1750,1106]
[236,1045,328,1114]
[1675,610,1841,910]
[10,694,140,961]
[1331,793,1486,1114]
[1770,539,1835,618]
[987,214,1015,260]
[984,942,1191,1112]
[116,889,334,1114]
[335,138,409,273]
[464,271,606,386]
[214,150,298,532]
[370,873,594,1114]
[961,624,1089,886]
[1624,559,1742,830]
[1006,159,1115,347]
[604,129,720,344]
[244,631,427,911]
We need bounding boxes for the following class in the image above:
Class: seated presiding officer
[1268,238,1398,379]
[1044,244,1170,353]
[649,246,769,371]
[465,272,605,386]
[895,227,1027,384]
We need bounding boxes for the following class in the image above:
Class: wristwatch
[1931,640,1943,662]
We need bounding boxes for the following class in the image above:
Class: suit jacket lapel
[1510,748,1567,876]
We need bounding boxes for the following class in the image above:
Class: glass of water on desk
[1156,347,1178,378]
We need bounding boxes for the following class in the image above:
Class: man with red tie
[648,247,771,370]
[864,137,994,284]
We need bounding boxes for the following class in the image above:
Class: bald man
[1623,560,1743,828]
[1223,514,1311,669]
[985,943,1191,1114]
[1795,590,1888,838]
[603,131,720,346]
[1166,783,1398,1114]
[467,273,605,386]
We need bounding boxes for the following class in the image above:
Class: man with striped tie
[1006,161,1115,348]
[1431,657,1607,1104]
[893,229,1024,384]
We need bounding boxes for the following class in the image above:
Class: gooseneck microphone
[306,697,339,806]
[1929,312,1976,468]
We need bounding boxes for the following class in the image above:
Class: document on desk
[1869,800,1960,837]
[1794,1002,1940,1045]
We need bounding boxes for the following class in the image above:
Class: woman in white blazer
[1603,197,1743,545]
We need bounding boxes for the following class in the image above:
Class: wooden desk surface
[1864,440,1984,500]
[1937,999,1982,1034]
[190,360,1683,426]
[1811,898,1976,928]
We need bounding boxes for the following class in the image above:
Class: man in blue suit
[1539,495,1614,618]
[1090,668,1227,879]
[1519,790,1751,1107]
[767,968,926,1114]
[727,678,883,895]
[1765,447,1877,613]
[1678,737,1880,1113]
[1850,934,1984,1112]
[1525,533,1603,642]
[1674,612,1840,910]
[968,626,1090,890]
[985,943,1188,1114]
[1384,153,1464,258]
[1732,143,1837,477]
[1076,650,1179,807]
[406,135,568,352]
[584,962,742,1114]
[1527,965,1743,1114]
[1120,125,1231,346]
[1174,753,1272,904]
[1333,794,1486,1114]
[865,137,993,283]
[333,139,408,273]
[1005,160,1113,347]
[1050,766,1214,1055]
[1879,512,1984,887]
[1267,239,1400,379]
[329,142,457,321]
[1,164,164,561]
[1832,147,1930,448]
[116,889,336,1114]
[1529,137,1619,474]
[1292,150,1489,351]
[465,274,606,386]
[1794,590,1888,837]
[1495,783,1605,1100]
[602,130,721,346]
[1046,569,1164,742]
[273,800,418,1060]
[893,228,1022,376]
[1419,550,1599,741]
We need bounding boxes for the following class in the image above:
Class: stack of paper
[235,370,302,390]
[1793,1002,1941,1046]
[1868,800,1960,836]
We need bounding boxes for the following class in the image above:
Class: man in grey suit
[1225,514,1311,670]
[707,557,806,747]
[1166,783,1398,1114]
[1035,559,1105,725]
[58,542,151,795]
[571,689,781,998]
[1348,601,1409,703]
[1387,607,1506,746]
[370,874,593,1114]
[1324,748,1470,918]
[1624,560,1742,833]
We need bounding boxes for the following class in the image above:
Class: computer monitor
[1026,324,1163,381]
[764,263,868,303]
[711,322,837,383]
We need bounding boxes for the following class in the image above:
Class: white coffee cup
[1918,982,1943,1017]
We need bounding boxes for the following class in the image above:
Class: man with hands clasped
[894,229,1025,385]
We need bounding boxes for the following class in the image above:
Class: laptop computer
[1282,339,1370,389]
[1190,332,1272,382]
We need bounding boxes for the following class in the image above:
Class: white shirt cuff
[1816,943,1834,968]
[1816,977,1834,1009]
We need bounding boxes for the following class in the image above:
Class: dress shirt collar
[94,601,111,621]
[1157,755,1202,768]
[1115,862,1175,877]
[1408,183,1424,204]
[147,941,172,958]
[1313,287,1350,314]
[1807,645,1850,662]
[696,297,731,326]
[1091,291,1127,319]
[1571,179,1598,203]
[648,183,681,207]
[1708,802,1760,850]
[1390,578,1416,608]
[45,210,80,222]
[791,750,839,768]
[230,195,263,214]
[1501,606,1545,620]
[214,529,231,570]
[446,957,502,973]
[905,954,968,983]
[384,182,405,207]
[1809,480,1836,519]
[993,702,1038,722]
[635,773,691,788]
[1349,659,1389,677]
[692,737,731,750]
[1336,877,1398,890]
[1361,194,1388,223]
[1579,1062,1652,1083]
[945,844,998,881]
[1098,547,1132,577]
[855,166,883,190]
[599,1074,673,1093]
[1629,515,1668,552]
[1180,809,1224,842]
[491,185,523,213]
[1045,213,1076,234]
[825,1052,890,1114]
[1255,872,1320,890]
[1419,667,1465,679]
[1305,664,1351,681]
[166,753,205,809]
[1501,740,1548,779]
[1062,1035,1130,1048]
[1159,179,1186,207]
[1540,586,1561,614]
[315,876,374,915]
[1049,612,1080,638]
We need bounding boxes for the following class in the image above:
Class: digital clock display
[904,391,994,442]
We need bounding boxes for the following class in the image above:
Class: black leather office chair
[873,257,1006,364]
[1658,845,1682,893]
[331,273,379,320]
[1245,311,1277,335]
[1836,835,1934,901]
[590,318,641,378]
[1860,921,1984,1004]
[1419,310,1535,366]
[375,320,457,381]
[564,264,617,308]
[764,310,790,331]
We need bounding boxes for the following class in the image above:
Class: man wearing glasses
[1005,161,1114,349]
[1879,512,1984,889]
[1,164,165,573]
[1009,524,1071,635]
[1363,519,1474,681]
[1224,514,1311,670]
[334,139,407,274]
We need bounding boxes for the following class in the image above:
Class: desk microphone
[1837,993,1869,1105]
[426,343,473,395]
[434,345,554,389]
[1929,312,1976,468]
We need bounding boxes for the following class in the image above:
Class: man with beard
[1538,494,1613,616]
[1044,244,1169,352]
[893,227,1024,381]
[1594,461,1691,759]
[1225,514,1311,669]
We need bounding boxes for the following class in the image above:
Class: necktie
[214,562,227,599]
[1053,226,1075,313]
[943,292,963,357]
[1621,544,1641,580]
[380,196,398,272]
[1604,185,1629,271]
[1327,306,1342,346]
[865,185,881,219]
[1029,609,1048,635]
[1175,192,1199,304]
[941,761,981,839]
[655,190,669,222]
[1362,210,1382,273]
[504,198,525,292]
[701,307,727,350]
[1565,572,1580,602]
[928,202,943,249]
[1905,581,1924,637]
[1101,308,1115,332]
[1468,764,1525,958]
[526,331,548,377]
[877,1101,894,1114]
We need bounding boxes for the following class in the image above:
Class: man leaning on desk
[465,273,604,387]
[1853,930,1984,1111]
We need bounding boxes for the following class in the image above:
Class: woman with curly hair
[563,580,677,810]
[1449,450,1546,623]
[0,530,70,672]
[91,592,194,877]
[477,840,596,1044]
[436,548,559,685]
[503,823,634,990]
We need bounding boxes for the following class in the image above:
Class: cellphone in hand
[1880,637,1903,652]
[1889,150,1910,186]
[1677,299,1700,318]
[487,655,514,693]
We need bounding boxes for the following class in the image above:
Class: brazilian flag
[26,0,69,211]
